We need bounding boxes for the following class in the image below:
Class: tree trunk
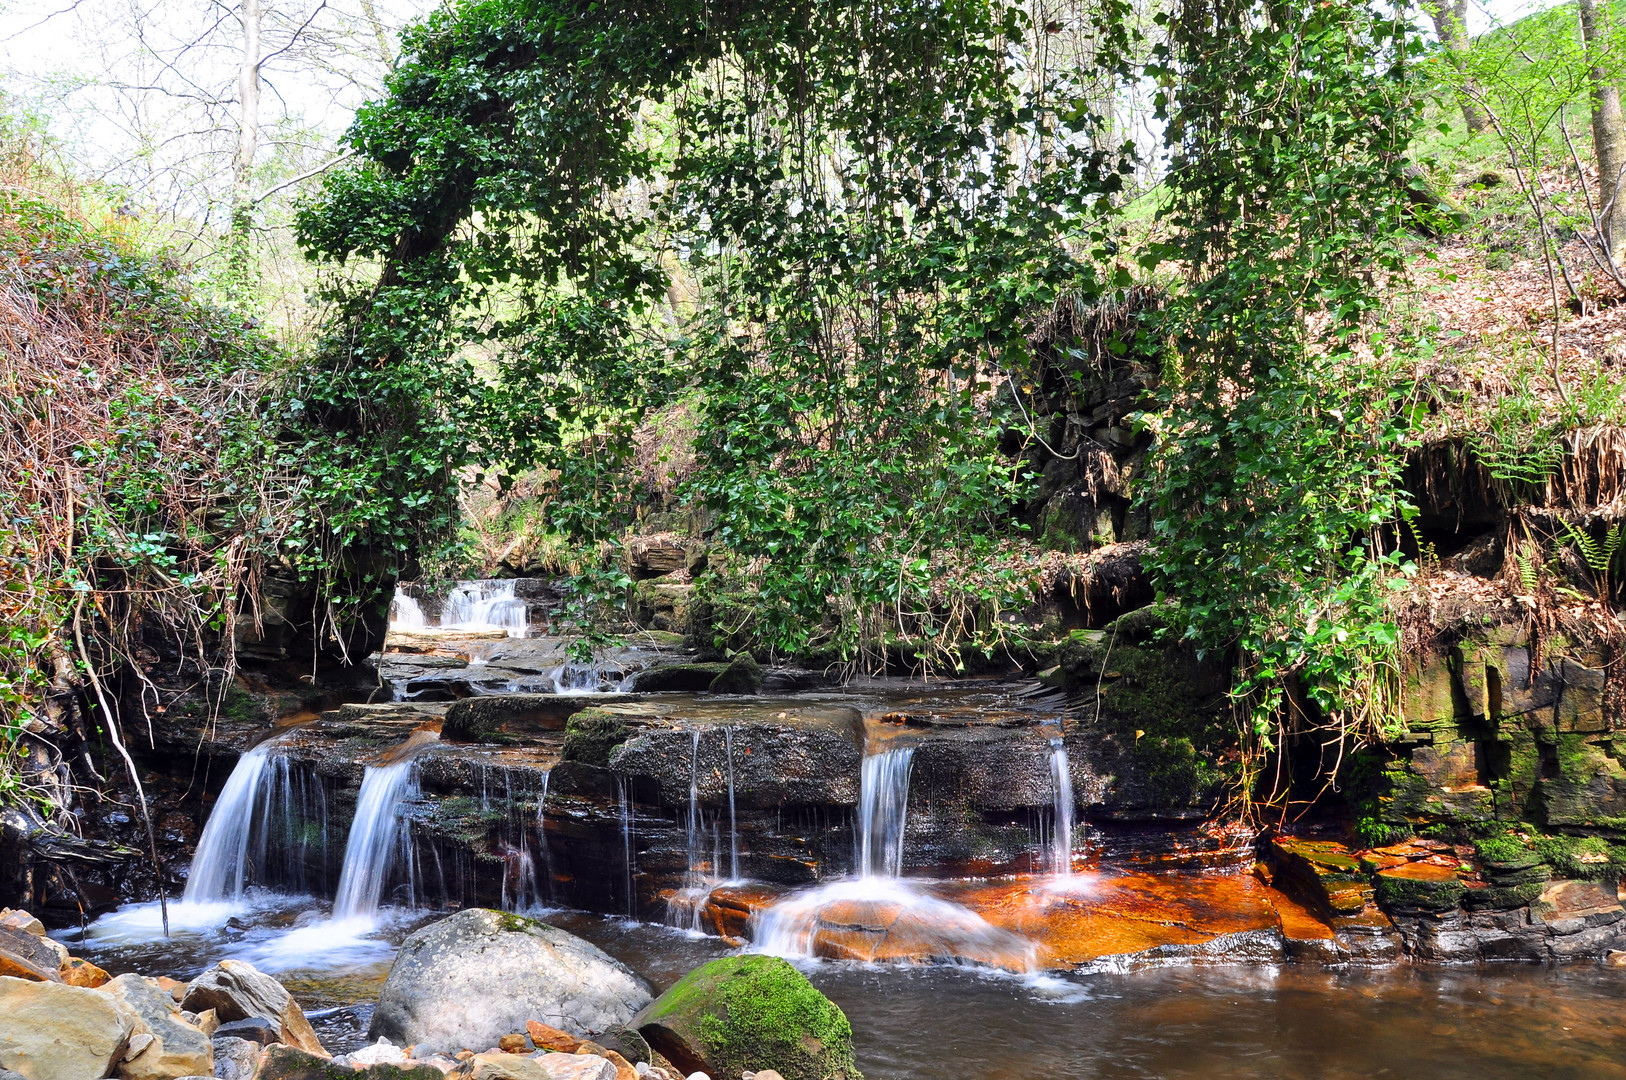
[230,0,263,301]
[1424,0,1486,134]
[1580,0,1626,264]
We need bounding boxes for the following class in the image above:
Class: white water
[618,777,637,918]
[857,745,916,879]
[441,579,528,637]
[184,742,276,903]
[388,588,427,630]
[1048,736,1076,879]
[332,761,418,921]
[751,737,1037,973]
[665,727,747,930]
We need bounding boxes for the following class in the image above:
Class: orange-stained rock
[499,1033,529,1053]
[527,1019,582,1053]
[1271,890,1336,943]
[60,956,109,987]
[156,976,186,1001]
[603,1049,639,1080]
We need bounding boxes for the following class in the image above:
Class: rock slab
[0,974,139,1080]
[102,974,213,1080]
[368,909,653,1056]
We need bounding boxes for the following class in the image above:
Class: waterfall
[617,777,637,918]
[184,743,277,903]
[388,587,426,630]
[1048,736,1076,879]
[857,745,916,879]
[441,579,528,637]
[725,726,740,881]
[331,761,419,920]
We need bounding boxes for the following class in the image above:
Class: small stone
[214,1016,282,1046]
[685,1073,710,1080]
[577,1041,610,1057]
[527,1020,583,1054]
[0,908,46,936]
[500,1034,531,1054]
[1606,949,1626,967]
[210,1035,260,1080]
[61,955,111,988]
[752,1073,785,1080]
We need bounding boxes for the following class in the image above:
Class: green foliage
[1140,1,1425,772]
[296,0,1138,667]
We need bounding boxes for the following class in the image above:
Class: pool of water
[57,897,1626,1079]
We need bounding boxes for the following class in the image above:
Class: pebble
[686,1073,710,1080]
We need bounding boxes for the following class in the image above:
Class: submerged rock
[180,961,325,1056]
[369,909,652,1056]
[633,956,858,1080]
[0,975,139,1079]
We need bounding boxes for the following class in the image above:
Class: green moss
[1374,870,1466,912]
[644,956,859,1080]
[492,910,545,934]
[561,708,632,767]
[1533,833,1625,881]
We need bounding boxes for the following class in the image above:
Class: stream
[52,893,1626,1079]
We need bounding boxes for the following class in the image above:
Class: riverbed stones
[633,956,857,1080]
[0,975,140,1079]
[460,1054,618,1080]
[179,961,325,1056]
[247,1045,443,1079]
[210,1036,259,1080]
[369,909,653,1056]
[103,974,213,1080]
[1374,863,1466,914]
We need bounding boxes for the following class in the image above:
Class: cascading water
[751,734,1037,973]
[857,745,916,878]
[388,587,427,630]
[441,579,528,637]
[725,726,740,881]
[331,760,419,921]
[617,777,637,918]
[1048,736,1076,879]
[184,743,277,904]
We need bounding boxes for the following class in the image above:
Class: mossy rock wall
[1374,623,1625,841]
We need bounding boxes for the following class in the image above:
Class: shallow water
[58,898,1626,1078]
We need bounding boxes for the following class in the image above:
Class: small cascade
[857,745,916,878]
[725,726,740,881]
[750,734,1037,973]
[184,743,278,904]
[492,765,551,913]
[388,587,427,630]
[441,579,528,637]
[1047,736,1076,879]
[617,776,637,918]
[331,730,436,922]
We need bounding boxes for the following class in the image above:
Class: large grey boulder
[102,974,213,1080]
[0,975,139,1079]
[368,909,652,1055]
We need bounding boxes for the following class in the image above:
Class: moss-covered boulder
[560,708,635,767]
[444,694,638,742]
[633,955,859,1080]
[629,662,729,692]
[708,654,763,694]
